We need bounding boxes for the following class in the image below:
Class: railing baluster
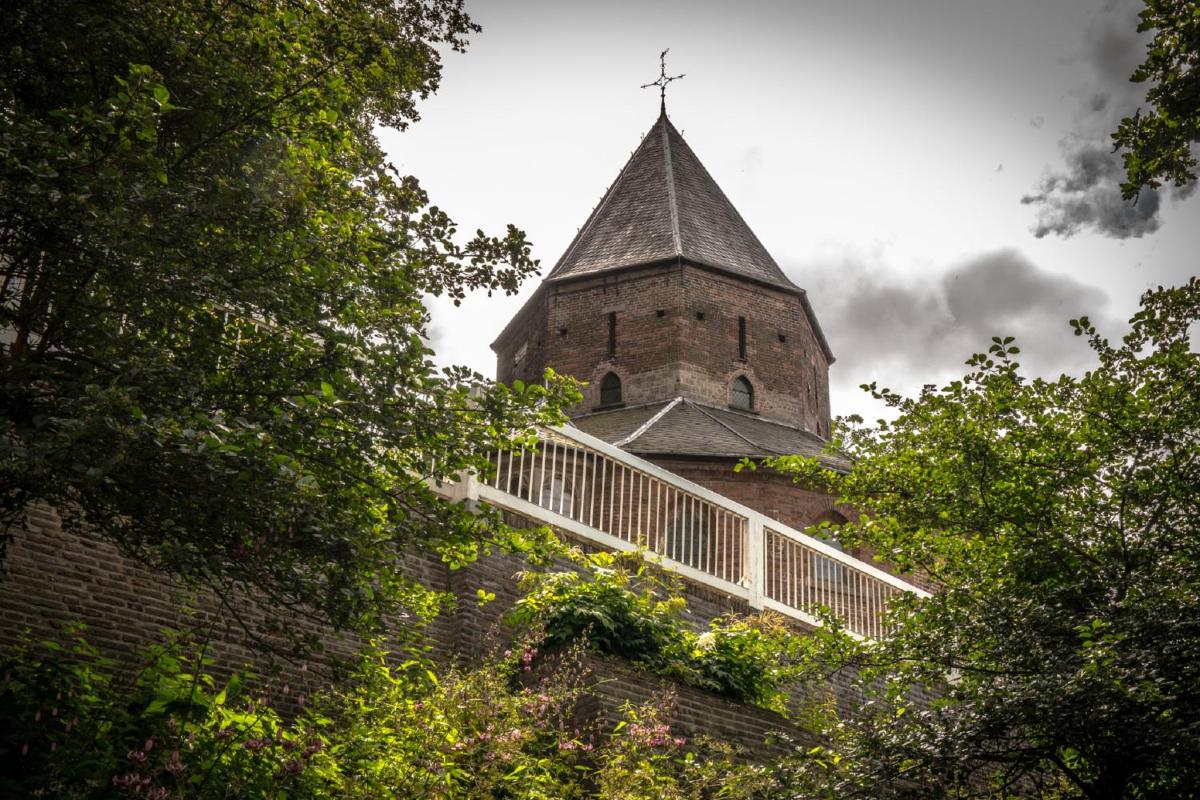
[620,462,626,541]
[691,494,700,568]
[657,479,667,554]
[569,445,578,519]
[661,482,669,557]
[588,453,596,528]
[525,443,535,500]
[801,539,809,611]
[637,472,645,545]
[719,511,726,582]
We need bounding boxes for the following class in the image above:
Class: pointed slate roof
[570,397,851,472]
[547,109,799,291]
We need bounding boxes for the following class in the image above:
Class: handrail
[441,423,929,639]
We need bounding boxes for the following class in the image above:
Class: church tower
[492,107,847,531]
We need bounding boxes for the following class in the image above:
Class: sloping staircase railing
[438,424,929,640]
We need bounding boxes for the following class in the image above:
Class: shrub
[509,551,810,713]
[0,623,777,798]
[0,624,332,799]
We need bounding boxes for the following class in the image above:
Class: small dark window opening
[731,376,754,410]
[738,316,747,360]
[559,327,568,337]
[695,311,705,321]
[607,312,617,357]
[778,333,787,343]
[600,372,622,406]
[656,309,666,318]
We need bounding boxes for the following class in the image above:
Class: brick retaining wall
[1,506,844,756]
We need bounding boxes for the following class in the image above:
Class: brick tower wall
[675,266,831,436]
[494,263,831,437]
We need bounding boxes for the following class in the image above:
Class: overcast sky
[380,0,1198,424]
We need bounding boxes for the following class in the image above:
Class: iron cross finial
[641,49,685,112]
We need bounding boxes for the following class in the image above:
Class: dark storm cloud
[802,250,1115,401]
[1023,0,1185,240]
[1022,138,1162,238]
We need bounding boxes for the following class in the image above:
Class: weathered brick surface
[580,656,821,758]
[495,262,831,438]
[0,507,456,704]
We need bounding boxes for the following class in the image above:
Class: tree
[767,280,1200,798]
[0,0,576,641]
[1114,0,1200,199]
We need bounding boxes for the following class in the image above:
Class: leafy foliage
[0,625,774,799]
[1113,0,1200,198]
[764,280,1200,798]
[594,691,778,800]
[509,550,812,713]
[0,0,579,639]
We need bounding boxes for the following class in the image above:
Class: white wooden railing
[438,424,929,640]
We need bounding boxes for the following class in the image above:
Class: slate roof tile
[547,110,798,291]
[565,400,673,444]
[570,398,850,472]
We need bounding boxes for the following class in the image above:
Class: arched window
[600,372,622,406]
[731,376,754,410]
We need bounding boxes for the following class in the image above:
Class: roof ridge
[615,396,682,446]
[689,399,829,441]
[663,120,794,289]
[682,399,789,456]
[660,113,683,257]
[570,398,673,420]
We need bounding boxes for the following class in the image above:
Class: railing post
[747,515,764,609]
[438,469,479,508]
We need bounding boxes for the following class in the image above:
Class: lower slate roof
[570,397,851,473]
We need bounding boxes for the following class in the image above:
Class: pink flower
[165,750,186,777]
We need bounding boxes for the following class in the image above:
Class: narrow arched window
[600,372,622,406]
[731,376,754,410]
